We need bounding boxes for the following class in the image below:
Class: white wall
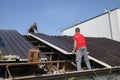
[112,9,120,41]
[62,8,120,42]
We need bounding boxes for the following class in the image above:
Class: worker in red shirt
[72,27,91,71]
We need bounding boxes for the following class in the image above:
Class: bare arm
[34,26,37,33]
[72,40,76,54]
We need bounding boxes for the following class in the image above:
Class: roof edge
[28,33,72,55]
[88,56,112,68]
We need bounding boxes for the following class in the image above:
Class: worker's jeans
[75,47,91,71]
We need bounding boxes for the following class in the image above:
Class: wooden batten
[36,45,46,48]
[29,41,38,43]
[44,52,54,55]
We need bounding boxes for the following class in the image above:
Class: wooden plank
[13,67,120,80]
[44,52,54,55]
[0,60,73,66]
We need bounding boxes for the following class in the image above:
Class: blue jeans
[75,47,91,71]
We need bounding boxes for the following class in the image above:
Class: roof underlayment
[28,33,120,68]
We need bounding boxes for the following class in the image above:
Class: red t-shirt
[73,32,86,50]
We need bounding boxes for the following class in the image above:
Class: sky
[0,0,120,35]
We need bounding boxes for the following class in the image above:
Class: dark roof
[86,37,120,67]
[29,33,120,67]
[0,30,35,59]
[29,33,73,55]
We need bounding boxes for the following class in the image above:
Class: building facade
[61,8,120,42]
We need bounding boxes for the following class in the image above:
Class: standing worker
[72,27,91,71]
[28,22,39,33]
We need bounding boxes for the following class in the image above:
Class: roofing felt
[29,33,120,67]
[0,30,46,59]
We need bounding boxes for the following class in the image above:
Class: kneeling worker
[28,22,39,33]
